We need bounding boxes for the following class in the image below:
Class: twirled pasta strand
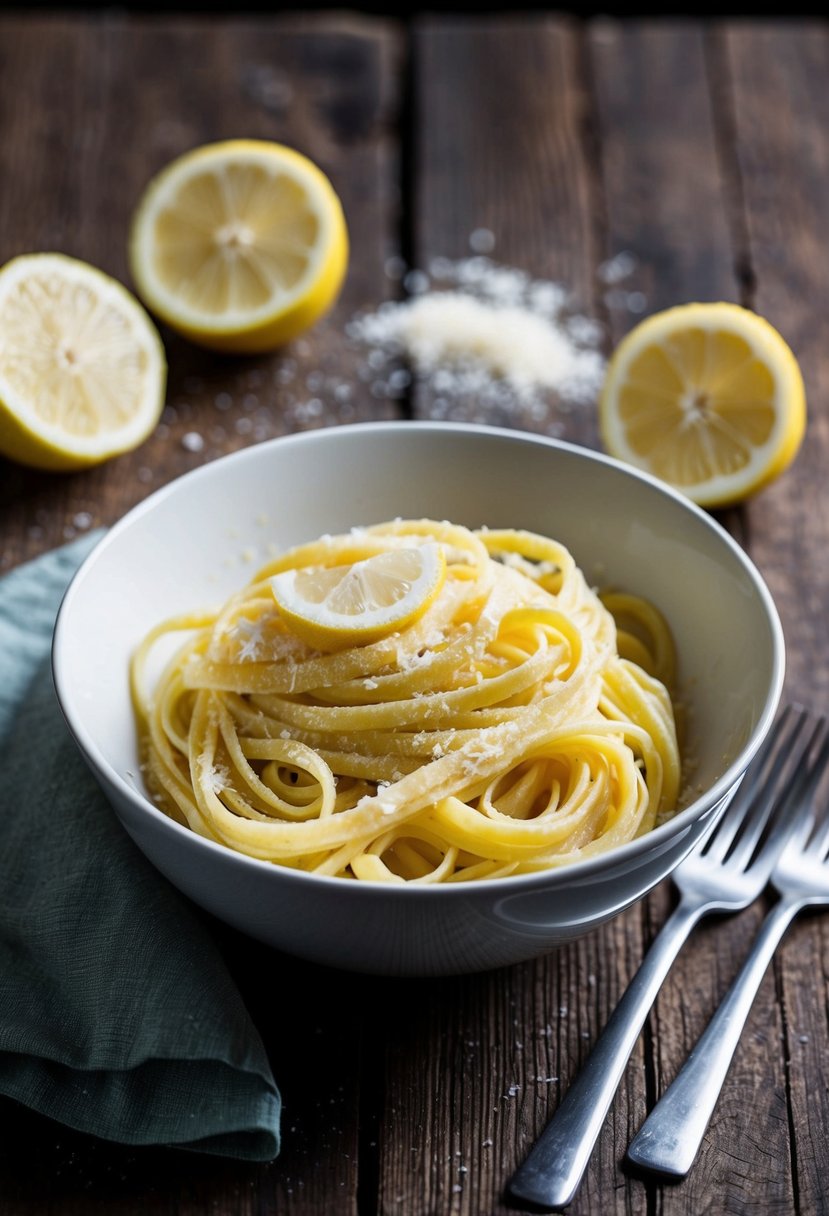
[131,520,681,882]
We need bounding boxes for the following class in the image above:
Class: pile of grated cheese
[347,255,606,424]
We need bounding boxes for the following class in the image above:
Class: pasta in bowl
[53,423,783,974]
[132,520,681,882]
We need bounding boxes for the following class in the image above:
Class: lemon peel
[270,543,447,651]
[0,253,166,472]
[599,302,806,507]
[129,139,348,353]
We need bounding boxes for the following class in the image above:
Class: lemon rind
[599,302,806,507]
[271,545,447,651]
[0,253,167,469]
[128,140,348,351]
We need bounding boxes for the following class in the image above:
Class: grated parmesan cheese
[198,756,229,796]
[347,256,605,423]
[172,238,646,437]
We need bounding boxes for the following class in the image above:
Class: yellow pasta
[131,520,681,883]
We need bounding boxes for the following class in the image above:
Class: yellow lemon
[271,543,446,651]
[599,302,806,507]
[129,140,348,353]
[0,253,166,472]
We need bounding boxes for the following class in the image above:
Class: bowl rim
[52,420,786,897]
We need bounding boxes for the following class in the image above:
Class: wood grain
[390,19,648,1215]
[722,23,829,1216]
[588,19,738,339]
[0,13,402,1216]
[0,14,827,1216]
[0,14,402,575]
[719,23,829,709]
[589,22,798,1216]
[410,17,603,444]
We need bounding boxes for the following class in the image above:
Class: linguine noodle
[131,519,681,883]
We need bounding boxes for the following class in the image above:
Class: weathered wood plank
[0,14,402,575]
[375,910,654,1216]
[718,23,829,710]
[721,22,829,1216]
[588,18,738,342]
[386,19,647,1214]
[0,14,825,1216]
[0,13,403,1216]
[410,17,603,444]
[589,20,797,1215]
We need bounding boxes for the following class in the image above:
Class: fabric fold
[0,535,280,1158]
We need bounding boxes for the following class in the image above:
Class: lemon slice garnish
[0,253,166,471]
[271,543,447,651]
[599,302,806,507]
[129,139,348,353]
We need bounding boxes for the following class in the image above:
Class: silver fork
[627,715,829,1179]
[507,704,820,1211]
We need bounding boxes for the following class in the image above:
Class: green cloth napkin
[0,534,280,1159]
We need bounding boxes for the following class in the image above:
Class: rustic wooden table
[2,12,827,1215]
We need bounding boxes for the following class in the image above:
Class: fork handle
[626,896,804,1179]
[507,899,702,1210]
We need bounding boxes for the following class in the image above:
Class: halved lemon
[129,140,349,353]
[271,543,447,651]
[0,253,166,471]
[599,302,806,507]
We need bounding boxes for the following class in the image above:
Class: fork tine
[793,726,829,859]
[626,712,829,1183]
[701,705,809,864]
[698,707,796,860]
[724,713,826,872]
[756,718,829,870]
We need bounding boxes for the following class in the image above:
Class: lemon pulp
[599,302,806,506]
[129,140,348,353]
[0,253,166,471]
[271,544,447,650]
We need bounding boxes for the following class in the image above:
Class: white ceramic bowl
[53,423,784,976]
